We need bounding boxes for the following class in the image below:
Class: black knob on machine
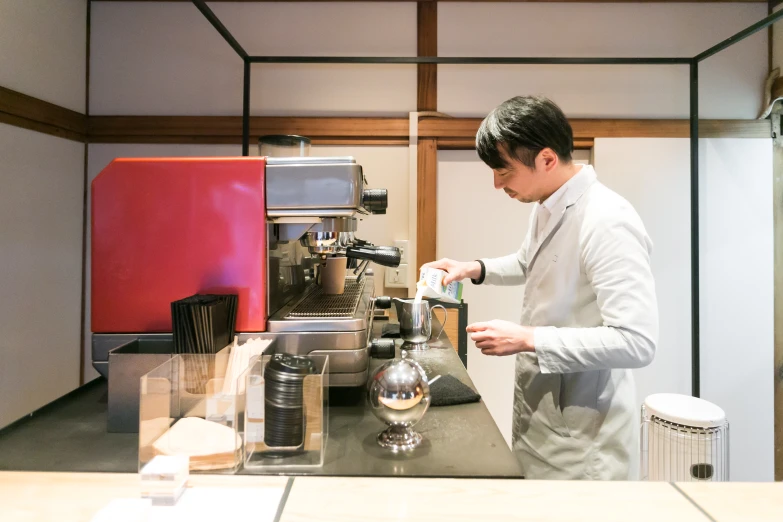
[374,296,392,309]
[370,338,396,359]
[362,189,388,215]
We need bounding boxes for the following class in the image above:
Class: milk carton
[416,267,463,304]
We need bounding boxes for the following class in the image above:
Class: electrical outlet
[394,240,409,264]
[385,263,408,288]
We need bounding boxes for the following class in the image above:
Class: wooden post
[417,138,438,270]
[417,2,437,112]
[416,2,438,271]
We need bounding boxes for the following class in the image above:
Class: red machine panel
[92,157,267,333]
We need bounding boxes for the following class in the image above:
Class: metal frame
[192,0,783,397]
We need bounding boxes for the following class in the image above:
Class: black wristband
[470,260,486,285]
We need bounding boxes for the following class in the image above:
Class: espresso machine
[264,156,400,385]
[91,155,400,386]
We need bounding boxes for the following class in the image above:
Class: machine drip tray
[286,278,365,319]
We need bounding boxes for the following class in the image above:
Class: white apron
[481,165,658,480]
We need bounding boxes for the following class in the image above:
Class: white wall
[698,139,774,482]
[773,10,783,71]
[439,3,767,119]
[0,0,87,112]
[84,144,409,381]
[0,0,87,428]
[89,2,416,116]
[0,124,85,429]
[90,2,767,118]
[593,139,693,407]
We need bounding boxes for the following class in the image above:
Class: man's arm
[420,236,529,286]
[533,211,659,374]
[478,229,531,286]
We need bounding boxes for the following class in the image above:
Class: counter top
[308,322,521,477]
[3,472,781,522]
[280,477,709,522]
[0,315,520,479]
[0,472,289,522]
[676,482,783,521]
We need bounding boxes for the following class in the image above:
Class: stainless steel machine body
[265,157,398,387]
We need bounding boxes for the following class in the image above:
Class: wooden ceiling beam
[419,117,772,139]
[0,86,87,141]
[0,111,759,144]
[88,116,410,140]
[437,137,595,150]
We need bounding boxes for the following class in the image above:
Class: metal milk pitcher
[392,298,447,347]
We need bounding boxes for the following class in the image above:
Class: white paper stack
[139,455,189,506]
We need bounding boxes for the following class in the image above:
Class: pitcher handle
[430,304,448,341]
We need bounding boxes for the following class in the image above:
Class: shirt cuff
[533,326,561,374]
[470,259,486,285]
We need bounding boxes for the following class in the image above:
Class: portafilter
[301,219,402,268]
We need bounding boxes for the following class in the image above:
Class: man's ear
[538,148,559,171]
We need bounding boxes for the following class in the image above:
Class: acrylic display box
[138,347,328,474]
[243,354,329,473]
[139,347,244,474]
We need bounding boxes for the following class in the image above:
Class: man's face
[491,146,552,203]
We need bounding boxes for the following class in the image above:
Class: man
[423,95,658,480]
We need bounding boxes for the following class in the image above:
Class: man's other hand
[467,320,534,356]
[420,258,481,285]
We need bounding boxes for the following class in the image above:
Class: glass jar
[258,135,311,157]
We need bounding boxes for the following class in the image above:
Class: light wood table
[676,482,783,522]
[0,472,289,522]
[279,477,711,522]
[3,472,782,522]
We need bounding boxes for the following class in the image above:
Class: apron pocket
[514,354,572,440]
[544,376,572,439]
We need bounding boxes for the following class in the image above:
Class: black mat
[429,375,481,407]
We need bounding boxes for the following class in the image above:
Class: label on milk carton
[418,267,463,303]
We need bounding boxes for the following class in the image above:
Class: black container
[264,354,317,448]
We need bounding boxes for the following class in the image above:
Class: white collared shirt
[533,165,584,244]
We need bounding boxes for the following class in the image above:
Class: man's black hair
[476,95,574,169]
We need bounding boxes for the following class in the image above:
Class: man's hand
[467,320,535,356]
[420,258,481,285]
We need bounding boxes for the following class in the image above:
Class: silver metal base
[377,426,424,451]
[324,368,368,387]
[401,341,430,351]
[92,333,174,379]
[92,332,369,386]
